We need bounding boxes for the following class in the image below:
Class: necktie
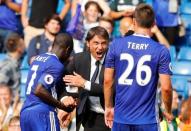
[77,61,100,115]
[91,61,100,82]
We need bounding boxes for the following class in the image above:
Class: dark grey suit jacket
[66,51,105,116]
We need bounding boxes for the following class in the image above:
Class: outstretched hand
[63,72,86,88]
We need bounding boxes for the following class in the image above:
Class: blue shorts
[112,122,159,131]
[20,109,60,131]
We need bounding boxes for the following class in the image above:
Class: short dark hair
[85,1,103,15]
[134,3,155,28]
[44,14,62,27]
[5,33,22,52]
[53,33,73,51]
[99,16,114,28]
[86,26,109,42]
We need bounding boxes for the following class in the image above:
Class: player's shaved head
[52,33,73,62]
[53,33,73,49]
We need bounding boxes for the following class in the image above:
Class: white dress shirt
[84,55,105,114]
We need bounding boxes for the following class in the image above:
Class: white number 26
[118,53,151,86]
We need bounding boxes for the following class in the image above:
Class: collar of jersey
[46,52,58,59]
[133,33,150,38]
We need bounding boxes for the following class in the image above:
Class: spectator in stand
[151,24,170,48]
[21,0,71,48]
[71,0,110,17]
[72,1,103,53]
[119,16,134,36]
[152,0,179,45]
[179,97,191,131]
[27,14,62,64]
[99,16,114,40]
[119,16,170,48]
[109,0,145,19]
[83,1,103,35]
[109,0,146,37]
[8,116,21,131]
[0,0,22,52]
[0,84,22,131]
[0,33,25,95]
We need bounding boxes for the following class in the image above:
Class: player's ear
[151,21,156,28]
[133,18,136,25]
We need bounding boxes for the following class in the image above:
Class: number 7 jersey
[105,34,172,125]
[21,53,64,112]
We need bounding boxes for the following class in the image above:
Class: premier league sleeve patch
[44,74,54,85]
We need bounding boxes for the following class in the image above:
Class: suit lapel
[85,52,91,80]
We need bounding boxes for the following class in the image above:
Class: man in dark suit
[63,26,110,131]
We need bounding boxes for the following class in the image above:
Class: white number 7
[118,53,151,86]
[26,65,39,94]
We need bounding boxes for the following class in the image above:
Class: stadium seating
[20,84,26,101]
[21,69,29,84]
[20,69,29,99]
[169,46,176,61]
[171,61,191,99]
[171,76,189,99]
[177,46,191,61]
[172,61,191,75]
[19,54,30,99]
[180,0,191,14]
[20,55,30,70]
[146,0,153,5]
[180,14,191,30]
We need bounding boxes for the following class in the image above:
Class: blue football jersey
[21,53,64,112]
[105,34,172,124]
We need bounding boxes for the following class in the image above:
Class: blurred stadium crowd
[0,0,191,131]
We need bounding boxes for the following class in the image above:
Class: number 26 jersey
[105,34,172,124]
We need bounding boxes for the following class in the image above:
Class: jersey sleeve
[38,65,63,90]
[105,40,116,68]
[158,47,172,75]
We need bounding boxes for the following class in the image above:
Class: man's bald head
[120,17,134,36]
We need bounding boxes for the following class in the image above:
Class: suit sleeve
[58,58,76,100]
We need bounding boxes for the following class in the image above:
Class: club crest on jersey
[44,74,54,84]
